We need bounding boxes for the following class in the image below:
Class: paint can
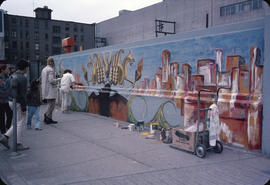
[113,121,120,127]
[128,124,135,131]
[150,123,159,134]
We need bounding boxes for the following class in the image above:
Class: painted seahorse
[119,50,135,84]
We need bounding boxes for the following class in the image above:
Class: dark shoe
[45,118,58,124]
[17,143,29,151]
[0,136,9,149]
[50,119,58,124]
[44,114,50,123]
[35,128,42,131]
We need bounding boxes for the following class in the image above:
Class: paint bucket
[113,121,120,127]
[136,120,144,131]
[128,124,135,131]
[150,123,159,134]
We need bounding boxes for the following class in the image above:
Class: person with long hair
[41,57,61,124]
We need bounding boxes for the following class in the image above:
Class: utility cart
[171,88,223,158]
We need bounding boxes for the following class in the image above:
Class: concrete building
[96,0,270,46]
[3,6,95,80]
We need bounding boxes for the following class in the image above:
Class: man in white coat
[41,57,61,124]
[60,69,75,113]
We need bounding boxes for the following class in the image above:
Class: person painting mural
[41,57,61,124]
[60,69,76,113]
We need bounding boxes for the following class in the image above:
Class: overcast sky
[1,0,162,24]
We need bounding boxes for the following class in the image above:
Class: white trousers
[60,89,69,112]
[5,103,25,144]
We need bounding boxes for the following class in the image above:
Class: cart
[171,88,224,158]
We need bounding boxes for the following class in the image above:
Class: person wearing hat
[41,57,61,124]
[3,59,30,151]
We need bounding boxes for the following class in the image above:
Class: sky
[1,0,162,24]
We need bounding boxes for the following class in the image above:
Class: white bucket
[113,121,120,127]
[150,123,159,134]
[128,124,135,131]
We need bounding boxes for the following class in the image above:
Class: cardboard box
[171,126,209,153]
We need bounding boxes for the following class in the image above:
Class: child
[26,79,42,130]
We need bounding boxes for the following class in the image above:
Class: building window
[20,31,23,39]
[74,24,78,32]
[52,25,61,33]
[52,47,61,55]
[25,19,29,27]
[74,45,78,51]
[80,35,84,42]
[35,43,39,50]
[5,41,9,49]
[45,44,49,52]
[45,21,48,29]
[20,41,23,50]
[45,33,49,40]
[26,41,29,49]
[65,23,70,31]
[12,41,17,49]
[34,20,39,29]
[35,31,39,40]
[80,25,84,32]
[74,35,77,42]
[25,31,29,40]
[220,0,262,17]
[11,17,17,24]
[11,31,17,38]
[52,36,61,44]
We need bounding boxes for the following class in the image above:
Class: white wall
[96,0,270,46]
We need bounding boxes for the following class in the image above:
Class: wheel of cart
[195,144,207,158]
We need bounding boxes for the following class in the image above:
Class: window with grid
[220,0,263,17]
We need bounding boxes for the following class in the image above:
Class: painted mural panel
[53,28,264,150]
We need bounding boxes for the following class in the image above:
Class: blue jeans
[27,106,40,129]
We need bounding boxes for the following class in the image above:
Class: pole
[12,98,17,153]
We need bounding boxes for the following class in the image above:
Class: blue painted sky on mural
[131,28,264,80]
[55,28,264,89]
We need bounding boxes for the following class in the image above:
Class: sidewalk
[0,105,270,185]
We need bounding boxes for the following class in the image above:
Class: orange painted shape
[226,55,245,72]
[239,70,249,94]
[220,118,248,147]
[192,75,204,91]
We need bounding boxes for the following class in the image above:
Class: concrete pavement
[0,105,270,185]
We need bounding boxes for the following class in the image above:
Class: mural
[54,28,264,150]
